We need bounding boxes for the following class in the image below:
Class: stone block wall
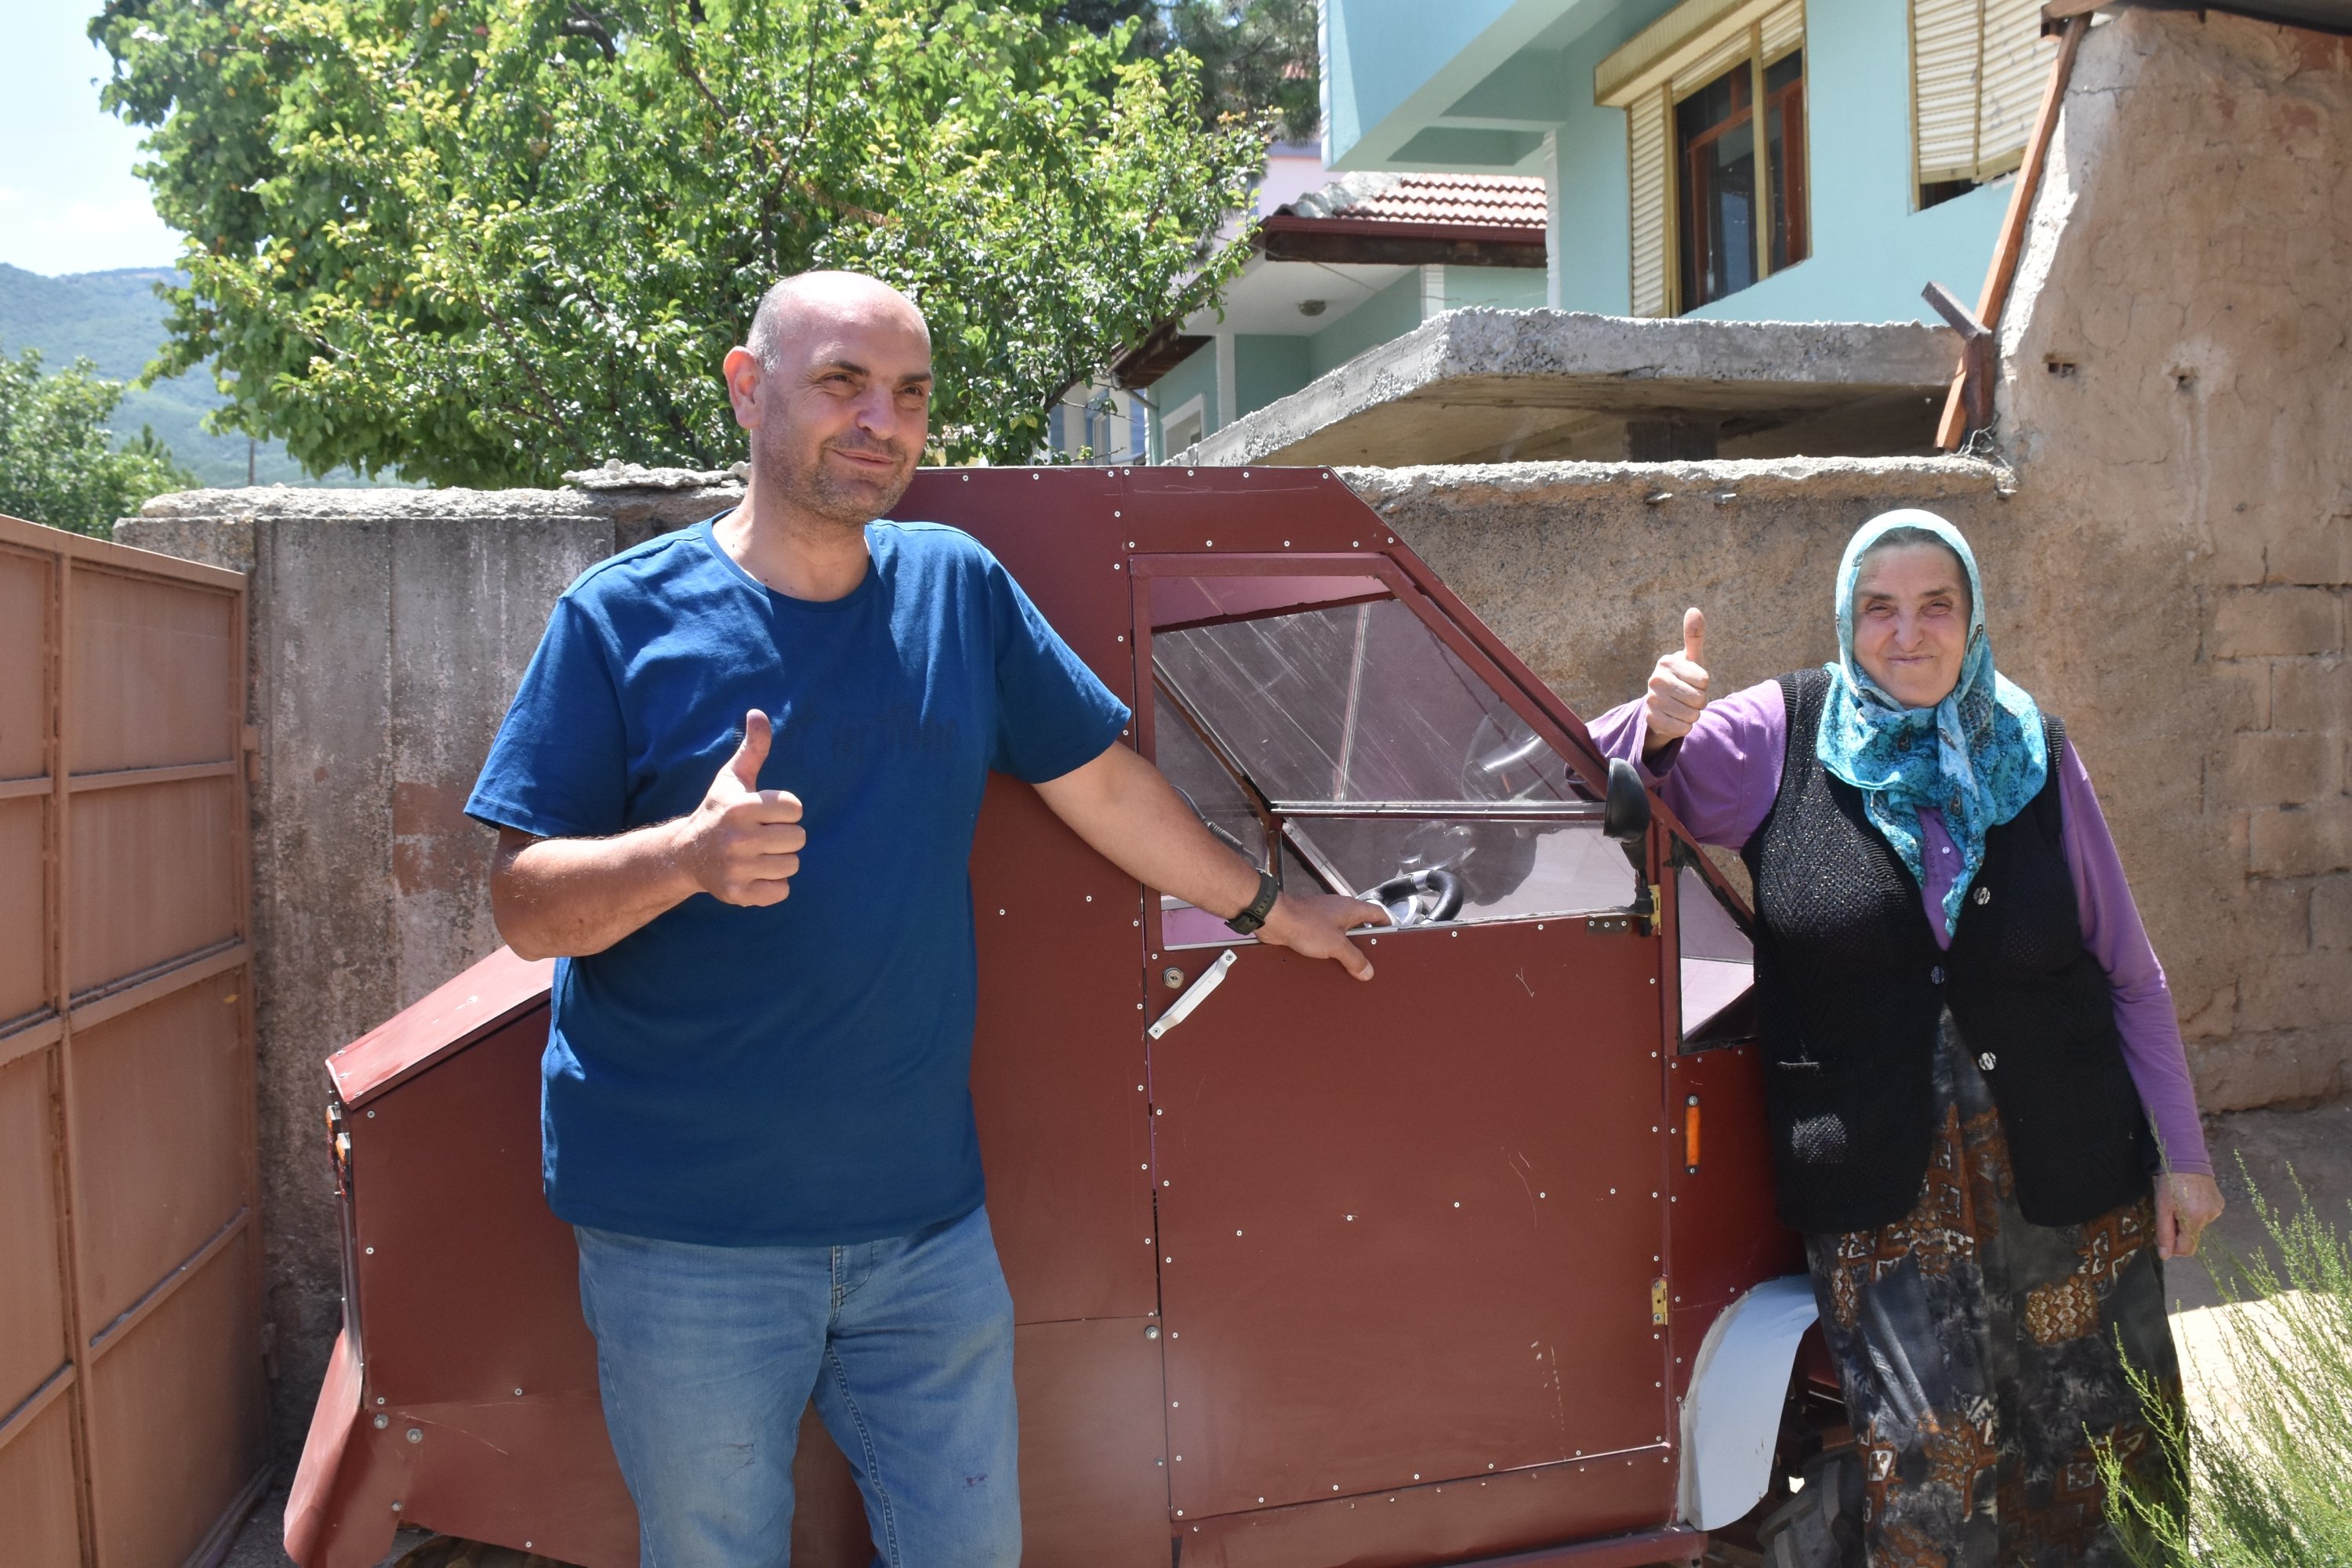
[1997,8,2352,1111]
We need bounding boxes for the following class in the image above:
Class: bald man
[465,271,1383,1566]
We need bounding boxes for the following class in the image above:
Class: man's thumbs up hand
[1644,607,1712,753]
[676,710,806,906]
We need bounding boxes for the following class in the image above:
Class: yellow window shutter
[1912,0,1985,188]
[1674,29,1753,96]
[1975,0,2054,177]
[1761,0,1803,63]
[1628,85,1673,317]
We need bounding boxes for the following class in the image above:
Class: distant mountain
[0,263,382,489]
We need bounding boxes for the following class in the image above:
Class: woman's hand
[2156,1171,2225,1258]
[1643,607,1710,757]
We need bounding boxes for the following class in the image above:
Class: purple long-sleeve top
[1590,681,2211,1175]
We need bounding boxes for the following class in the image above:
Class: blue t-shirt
[465,518,1129,1246]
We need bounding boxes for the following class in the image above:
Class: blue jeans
[575,1206,1021,1568]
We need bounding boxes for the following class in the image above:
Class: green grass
[2101,1163,2352,1565]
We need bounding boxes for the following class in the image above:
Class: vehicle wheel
[1753,1446,1864,1568]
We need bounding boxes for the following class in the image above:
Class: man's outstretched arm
[490,710,807,960]
[1032,741,1388,979]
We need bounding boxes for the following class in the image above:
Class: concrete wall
[1991,9,2352,1110]
[119,470,743,1460]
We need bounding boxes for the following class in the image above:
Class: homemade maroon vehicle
[289,467,1834,1568]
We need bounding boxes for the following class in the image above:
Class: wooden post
[1934,13,2089,451]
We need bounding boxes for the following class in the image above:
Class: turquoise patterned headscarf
[1817,510,2047,935]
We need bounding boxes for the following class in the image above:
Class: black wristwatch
[1225,869,1280,935]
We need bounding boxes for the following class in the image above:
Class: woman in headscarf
[1589,510,2224,1565]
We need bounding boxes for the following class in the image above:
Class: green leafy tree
[1059,1,1321,141]
[90,1,1266,485]
[0,347,194,537]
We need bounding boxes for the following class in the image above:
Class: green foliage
[0,346,194,536]
[1059,0,1321,142]
[90,1,1266,485]
[0,263,378,487]
[1159,0,1319,144]
[2100,1165,2352,1566]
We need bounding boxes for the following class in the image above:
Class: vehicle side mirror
[1603,757,1651,847]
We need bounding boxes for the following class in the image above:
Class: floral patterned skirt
[1802,1011,2183,1567]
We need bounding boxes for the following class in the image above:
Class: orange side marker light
[1682,1094,1700,1174]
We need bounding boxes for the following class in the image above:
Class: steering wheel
[1369,867,1466,928]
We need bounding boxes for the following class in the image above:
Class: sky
[0,2,183,277]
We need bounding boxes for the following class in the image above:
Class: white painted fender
[1675,1274,1821,1530]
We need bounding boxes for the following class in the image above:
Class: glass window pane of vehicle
[1679,862,1756,1048]
[1155,691,1274,947]
[1152,595,1574,808]
[1286,815,1635,924]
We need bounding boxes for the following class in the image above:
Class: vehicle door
[1133,556,1679,1534]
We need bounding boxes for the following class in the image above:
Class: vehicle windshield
[1149,589,1635,940]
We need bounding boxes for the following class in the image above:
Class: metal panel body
[0,514,263,1568]
[289,469,1803,1568]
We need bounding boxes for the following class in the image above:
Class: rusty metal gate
[0,514,267,1567]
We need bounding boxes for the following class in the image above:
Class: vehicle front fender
[1675,1274,1821,1530]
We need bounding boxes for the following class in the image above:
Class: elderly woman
[1590,510,2223,1565]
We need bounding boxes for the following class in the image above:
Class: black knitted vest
[1740,669,2151,1234]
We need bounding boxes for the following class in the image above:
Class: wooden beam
[1935,14,2089,451]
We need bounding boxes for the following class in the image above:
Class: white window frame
[1160,394,1207,464]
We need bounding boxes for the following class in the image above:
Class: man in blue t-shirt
[466,270,1382,1566]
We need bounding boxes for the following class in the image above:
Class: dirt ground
[218,1098,2352,1568]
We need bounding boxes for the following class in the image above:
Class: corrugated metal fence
[0,514,267,1566]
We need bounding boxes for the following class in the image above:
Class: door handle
[1148,949,1236,1040]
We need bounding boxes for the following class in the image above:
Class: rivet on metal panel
[1235,1229,1242,1236]
[1413,1474,1421,1480]
[514,1388,524,1396]
[391,1503,401,1513]
[1176,1511,1184,1517]
[373,1414,388,1429]
[1145,1325,1160,1340]
[1452,1201,1460,1208]
[1283,540,1290,547]
[997,908,1006,916]
[1242,471,1250,479]
[406,1428,423,1443]
[1352,541,1359,547]
[1113,564,1121,571]
[376,1396,386,1406]
[365,1247,374,1254]
[1205,539,1214,546]
[1086,895,1093,902]
[1171,1332,1178,1339]
[1175,1454,1182,1461]
[365,1109,375,1118]
[1116,635,1125,643]
[1538,1191,1545,1198]
[1188,470,1196,477]
[1345,1214,1354,1221]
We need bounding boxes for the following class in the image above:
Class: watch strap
[1225,869,1280,935]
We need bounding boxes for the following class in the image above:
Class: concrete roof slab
[1181,308,1962,466]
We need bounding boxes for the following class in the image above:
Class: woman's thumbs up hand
[1643,607,1711,756]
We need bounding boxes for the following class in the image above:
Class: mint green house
[1323,0,2053,324]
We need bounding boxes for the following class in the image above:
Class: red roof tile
[1275,172,1546,234]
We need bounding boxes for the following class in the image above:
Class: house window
[1674,52,1807,310]
[1912,0,2054,208]
[1599,0,1807,318]
[1160,396,1206,462]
